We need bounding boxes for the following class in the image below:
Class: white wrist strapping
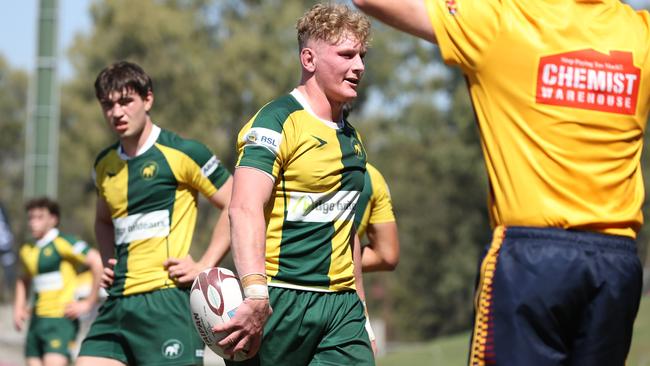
[243,284,269,299]
[365,316,376,341]
[361,301,376,341]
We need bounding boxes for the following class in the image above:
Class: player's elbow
[382,252,399,271]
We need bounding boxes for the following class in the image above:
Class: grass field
[378,295,650,366]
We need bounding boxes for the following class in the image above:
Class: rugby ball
[190,267,249,361]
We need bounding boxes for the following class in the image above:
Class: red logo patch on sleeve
[446,0,458,15]
[536,50,640,115]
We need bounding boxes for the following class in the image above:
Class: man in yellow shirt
[355,163,399,272]
[354,0,650,364]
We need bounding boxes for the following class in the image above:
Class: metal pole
[24,0,60,199]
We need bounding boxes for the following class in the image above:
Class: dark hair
[94,61,153,101]
[25,197,60,220]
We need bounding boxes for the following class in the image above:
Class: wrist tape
[241,273,269,299]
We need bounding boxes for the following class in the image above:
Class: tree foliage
[0,55,28,239]
[1,0,648,342]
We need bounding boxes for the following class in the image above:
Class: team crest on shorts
[161,339,184,359]
[140,161,159,180]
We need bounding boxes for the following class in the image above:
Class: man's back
[428,0,650,237]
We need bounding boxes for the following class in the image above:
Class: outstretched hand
[164,255,206,287]
[214,298,272,358]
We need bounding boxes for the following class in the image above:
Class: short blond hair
[297,3,371,51]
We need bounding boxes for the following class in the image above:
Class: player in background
[355,162,399,272]
[215,4,375,365]
[354,162,400,354]
[353,0,650,364]
[14,197,103,366]
[76,61,233,366]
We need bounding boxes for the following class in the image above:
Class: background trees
[0,0,648,341]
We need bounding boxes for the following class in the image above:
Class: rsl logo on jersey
[140,161,159,180]
[536,50,640,115]
[243,127,282,155]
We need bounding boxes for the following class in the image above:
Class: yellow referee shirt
[427,0,650,237]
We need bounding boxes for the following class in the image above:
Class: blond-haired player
[216,3,375,365]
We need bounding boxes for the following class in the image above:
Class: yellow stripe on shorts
[469,226,506,366]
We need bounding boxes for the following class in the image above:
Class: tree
[0,55,28,239]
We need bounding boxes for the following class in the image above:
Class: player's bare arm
[214,167,273,358]
[95,196,117,288]
[362,221,400,272]
[353,234,378,354]
[165,176,233,286]
[13,276,30,331]
[353,0,437,44]
[64,248,103,319]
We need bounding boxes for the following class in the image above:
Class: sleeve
[17,245,31,278]
[426,0,504,71]
[367,166,396,225]
[236,106,289,181]
[172,140,232,199]
[55,235,91,265]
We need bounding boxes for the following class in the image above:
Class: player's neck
[296,84,343,122]
[120,120,154,157]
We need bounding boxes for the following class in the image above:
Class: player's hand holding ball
[190,268,272,361]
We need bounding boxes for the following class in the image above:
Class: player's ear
[300,47,317,73]
[144,90,154,112]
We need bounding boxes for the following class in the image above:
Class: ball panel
[190,267,250,361]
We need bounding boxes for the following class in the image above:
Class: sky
[1,0,649,81]
[0,0,92,80]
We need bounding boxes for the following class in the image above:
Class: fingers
[163,257,180,269]
[107,258,117,267]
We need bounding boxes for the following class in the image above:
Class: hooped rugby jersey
[354,163,396,239]
[19,228,91,317]
[93,125,231,296]
[236,89,367,292]
[427,0,650,237]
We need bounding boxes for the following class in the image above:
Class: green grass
[378,295,650,366]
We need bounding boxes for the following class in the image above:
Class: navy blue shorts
[469,226,643,366]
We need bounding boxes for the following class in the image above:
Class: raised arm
[353,0,437,44]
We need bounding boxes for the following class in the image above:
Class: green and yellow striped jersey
[19,228,90,317]
[354,163,396,239]
[236,89,367,292]
[94,125,231,297]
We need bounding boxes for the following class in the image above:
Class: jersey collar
[36,228,59,248]
[290,89,344,129]
[117,124,161,160]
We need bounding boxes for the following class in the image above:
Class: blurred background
[1,1,649,365]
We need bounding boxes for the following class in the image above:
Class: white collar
[36,228,59,248]
[290,89,344,129]
[117,124,161,160]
